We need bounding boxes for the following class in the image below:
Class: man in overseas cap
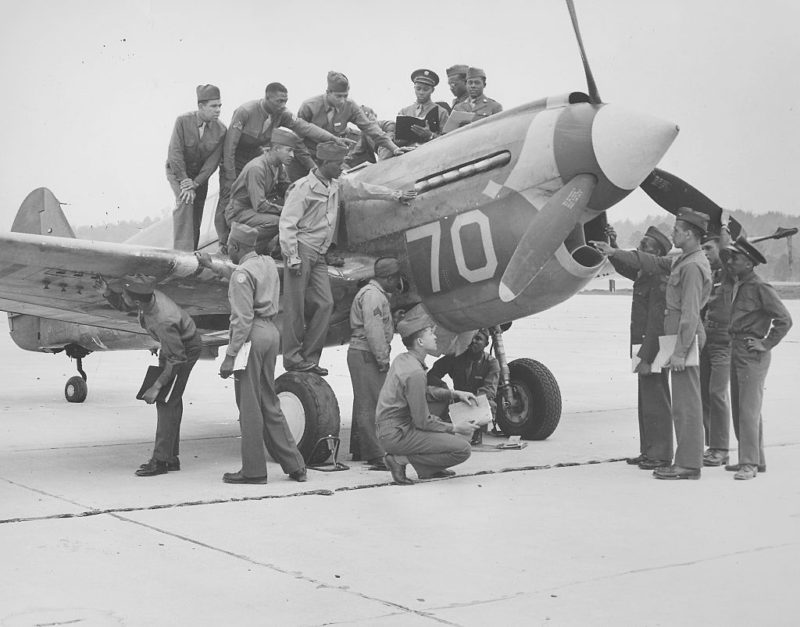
[602,223,674,469]
[446,64,469,108]
[452,66,503,123]
[279,142,416,376]
[219,222,307,485]
[221,127,300,253]
[214,83,345,245]
[290,70,404,180]
[375,304,478,484]
[592,209,712,480]
[396,69,449,145]
[166,83,226,250]
[347,257,404,469]
[723,236,792,480]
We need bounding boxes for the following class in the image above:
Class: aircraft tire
[496,358,561,440]
[275,371,341,465]
[65,375,88,403]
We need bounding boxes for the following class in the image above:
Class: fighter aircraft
[0,1,769,463]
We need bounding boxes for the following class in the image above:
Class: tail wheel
[275,371,340,464]
[497,358,561,440]
[65,376,88,403]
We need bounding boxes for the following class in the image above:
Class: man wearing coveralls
[724,237,792,480]
[279,142,415,376]
[376,305,478,485]
[219,222,307,485]
[347,257,403,468]
[166,84,226,250]
[592,208,712,480]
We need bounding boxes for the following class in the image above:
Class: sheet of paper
[449,394,493,427]
[631,343,642,373]
[233,341,251,372]
[443,110,477,133]
[650,334,699,372]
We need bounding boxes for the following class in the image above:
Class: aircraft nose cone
[591,105,679,191]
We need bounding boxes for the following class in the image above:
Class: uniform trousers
[730,339,770,467]
[282,243,333,369]
[214,174,233,247]
[378,423,471,479]
[700,339,731,450]
[168,171,208,251]
[637,371,673,463]
[153,338,201,462]
[670,365,705,470]
[347,348,386,462]
[234,318,305,478]
[223,205,279,252]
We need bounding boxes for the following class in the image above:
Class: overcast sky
[1,0,798,230]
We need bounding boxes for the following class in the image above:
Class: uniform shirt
[452,94,503,119]
[397,101,450,141]
[728,270,792,350]
[451,93,469,109]
[166,111,227,184]
[226,153,290,221]
[280,170,402,260]
[612,248,711,359]
[702,264,735,343]
[349,280,393,367]
[346,119,396,167]
[297,94,399,156]
[223,99,338,177]
[226,252,281,357]
[376,352,456,433]
[610,255,667,364]
[427,350,500,403]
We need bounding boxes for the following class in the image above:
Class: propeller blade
[751,227,798,244]
[499,174,597,302]
[566,0,602,104]
[640,168,723,234]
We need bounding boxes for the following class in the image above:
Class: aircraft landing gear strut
[64,344,90,403]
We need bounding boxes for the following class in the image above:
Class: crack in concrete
[6,434,239,453]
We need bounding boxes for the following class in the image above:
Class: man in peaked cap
[375,305,479,484]
[723,236,792,480]
[279,142,415,377]
[396,69,450,145]
[219,222,307,485]
[452,66,503,123]
[220,128,300,253]
[166,84,226,251]
[290,71,404,180]
[446,64,469,108]
[603,223,674,470]
[347,257,404,469]
[592,207,712,480]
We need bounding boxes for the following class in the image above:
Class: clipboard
[136,366,175,403]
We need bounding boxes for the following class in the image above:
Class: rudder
[11,187,76,237]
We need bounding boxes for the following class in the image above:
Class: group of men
[165,66,503,253]
[592,207,792,481]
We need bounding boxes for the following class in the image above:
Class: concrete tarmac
[1,294,798,626]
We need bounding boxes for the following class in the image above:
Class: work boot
[653,465,701,480]
[725,463,767,473]
[222,471,268,484]
[289,468,308,482]
[734,464,758,480]
[626,454,646,465]
[470,428,483,446]
[638,458,670,470]
[384,454,413,485]
[139,457,180,471]
[135,459,169,477]
[703,449,729,466]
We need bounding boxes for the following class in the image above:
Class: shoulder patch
[235,273,247,284]
[232,120,244,131]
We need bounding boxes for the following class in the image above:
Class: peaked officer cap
[228,222,259,247]
[466,67,487,80]
[271,128,299,149]
[397,304,435,340]
[411,69,439,87]
[327,71,349,92]
[644,226,671,255]
[316,141,349,161]
[196,84,220,101]
[676,207,709,234]
[446,64,469,78]
[123,281,155,297]
[374,257,401,278]
[725,236,767,265]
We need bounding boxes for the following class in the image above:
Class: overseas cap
[228,222,259,247]
[123,281,155,297]
[466,67,486,80]
[271,128,299,149]
[411,68,439,87]
[327,71,349,92]
[644,226,671,255]
[446,64,469,78]
[196,84,220,101]
[374,257,401,278]
[676,207,709,234]
[316,141,349,161]
[725,236,767,265]
[397,303,435,340]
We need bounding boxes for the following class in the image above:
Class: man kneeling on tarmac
[375,304,478,484]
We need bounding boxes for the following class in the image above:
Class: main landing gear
[490,325,562,440]
[64,344,91,403]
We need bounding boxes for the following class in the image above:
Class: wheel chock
[307,435,349,472]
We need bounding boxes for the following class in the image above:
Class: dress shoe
[420,469,457,479]
[703,449,729,466]
[734,464,758,480]
[310,365,329,376]
[638,459,670,470]
[653,465,701,480]
[726,463,766,473]
[289,468,307,482]
[139,458,180,472]
[222,471,268,484]
[135,459,169,477]
[285,361,316,373]
[626,454,646,465]
[384,454,414,485]
[366,458,388,471]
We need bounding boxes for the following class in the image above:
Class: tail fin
[11,187,76,237]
